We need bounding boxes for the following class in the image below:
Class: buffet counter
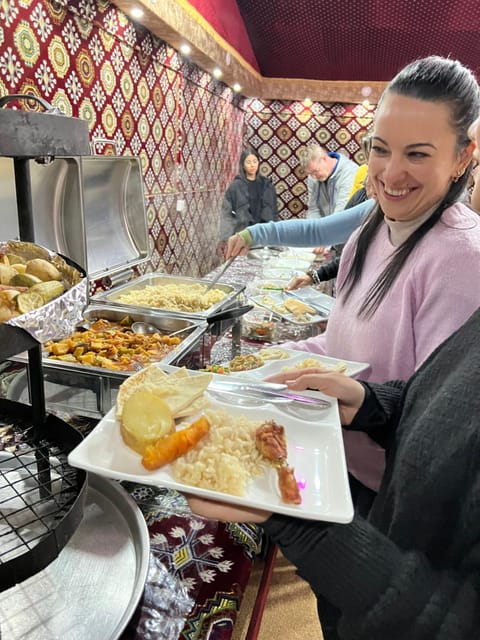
[0,248,331,639]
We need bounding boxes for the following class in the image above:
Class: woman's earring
[453,168,465,183]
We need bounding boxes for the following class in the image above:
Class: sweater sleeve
[262,510,480,640]
[346,380,405,448]
[248,200,374,247]
[316,257,340,281]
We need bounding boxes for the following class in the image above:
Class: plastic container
[242,309,277,342]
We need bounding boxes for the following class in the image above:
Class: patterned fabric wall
[243,98,376,219]
[1,0,375,278]
[0,0,244,277]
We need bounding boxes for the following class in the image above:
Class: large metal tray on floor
[0,473,149,640]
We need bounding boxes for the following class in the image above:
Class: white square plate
[250,349,370,379]
[68,392,353,523]
[250,292,328,325]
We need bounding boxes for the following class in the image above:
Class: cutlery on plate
[209,379,287,392]
[208,382,331,407]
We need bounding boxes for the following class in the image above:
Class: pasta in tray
[114,283,226,312]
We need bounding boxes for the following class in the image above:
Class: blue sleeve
[248,200,375,247]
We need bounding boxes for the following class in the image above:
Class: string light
[212,67,223,79]
[130,7,144,19]
[232,82,242,93]
[180,43,191,55]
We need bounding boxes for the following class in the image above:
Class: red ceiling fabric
[233,0,480,82]
[184,0,260,71]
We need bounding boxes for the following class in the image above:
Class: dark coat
[219,173,278,240]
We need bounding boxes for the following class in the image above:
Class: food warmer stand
[0,94,90,590]
[0,95,151,639]
[2,127,248,418]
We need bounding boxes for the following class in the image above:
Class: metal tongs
[204,257,236,292]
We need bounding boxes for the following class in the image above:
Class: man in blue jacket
[301,144,358,218]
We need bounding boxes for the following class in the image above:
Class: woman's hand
[265,368,365,425]
[185,495,271,523]
[286,273,313,290]
[225,234,250,259]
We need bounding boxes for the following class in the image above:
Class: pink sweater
[282,203,480,489]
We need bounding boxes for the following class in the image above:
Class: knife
[209,382,331,407]
[209,379,288,392]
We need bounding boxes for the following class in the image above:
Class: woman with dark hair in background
[219,148,278,241]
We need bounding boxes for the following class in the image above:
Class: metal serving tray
[0,473,149,640]
[94,273,245,320]
[0,155,149,281]
[9,305,207,417]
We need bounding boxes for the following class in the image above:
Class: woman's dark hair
[343,56,480,317]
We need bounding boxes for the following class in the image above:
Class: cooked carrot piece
[142,415,210,470]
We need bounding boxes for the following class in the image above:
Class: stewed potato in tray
[68,365,354,523]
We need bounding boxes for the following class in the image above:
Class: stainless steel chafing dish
[94,273,245,320]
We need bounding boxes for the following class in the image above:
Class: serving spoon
[131,322,194,337]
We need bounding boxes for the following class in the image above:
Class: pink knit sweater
[281,203,480,489]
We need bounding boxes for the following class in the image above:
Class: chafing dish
[93,273,245,320]
[9,305,208,417]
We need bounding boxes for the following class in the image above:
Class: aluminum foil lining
[2,240,87,343]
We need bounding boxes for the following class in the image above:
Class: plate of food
[250,291,330,324]
[250,279,288,293]
[68,365,353,523]
[202,348,369,379]
[262,267,301,281]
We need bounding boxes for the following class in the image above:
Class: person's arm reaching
[225,200,375,258]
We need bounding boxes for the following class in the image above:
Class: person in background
[187,110,480,640]
[218,149,278,241]
[290,173,377,289]
[313,133,373,258]
[470,162,480,211]
[347,163,368,199]
[301,143,358,219]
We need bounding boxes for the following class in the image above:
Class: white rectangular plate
[68,394,353,523]
[269,257,312,270]
[228,347,370,380]
[250,292,328,325]
[286,287,336,313]
[262,267,303,281]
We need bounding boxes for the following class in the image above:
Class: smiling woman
[273,56,480,496]
[188,59,480,640]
